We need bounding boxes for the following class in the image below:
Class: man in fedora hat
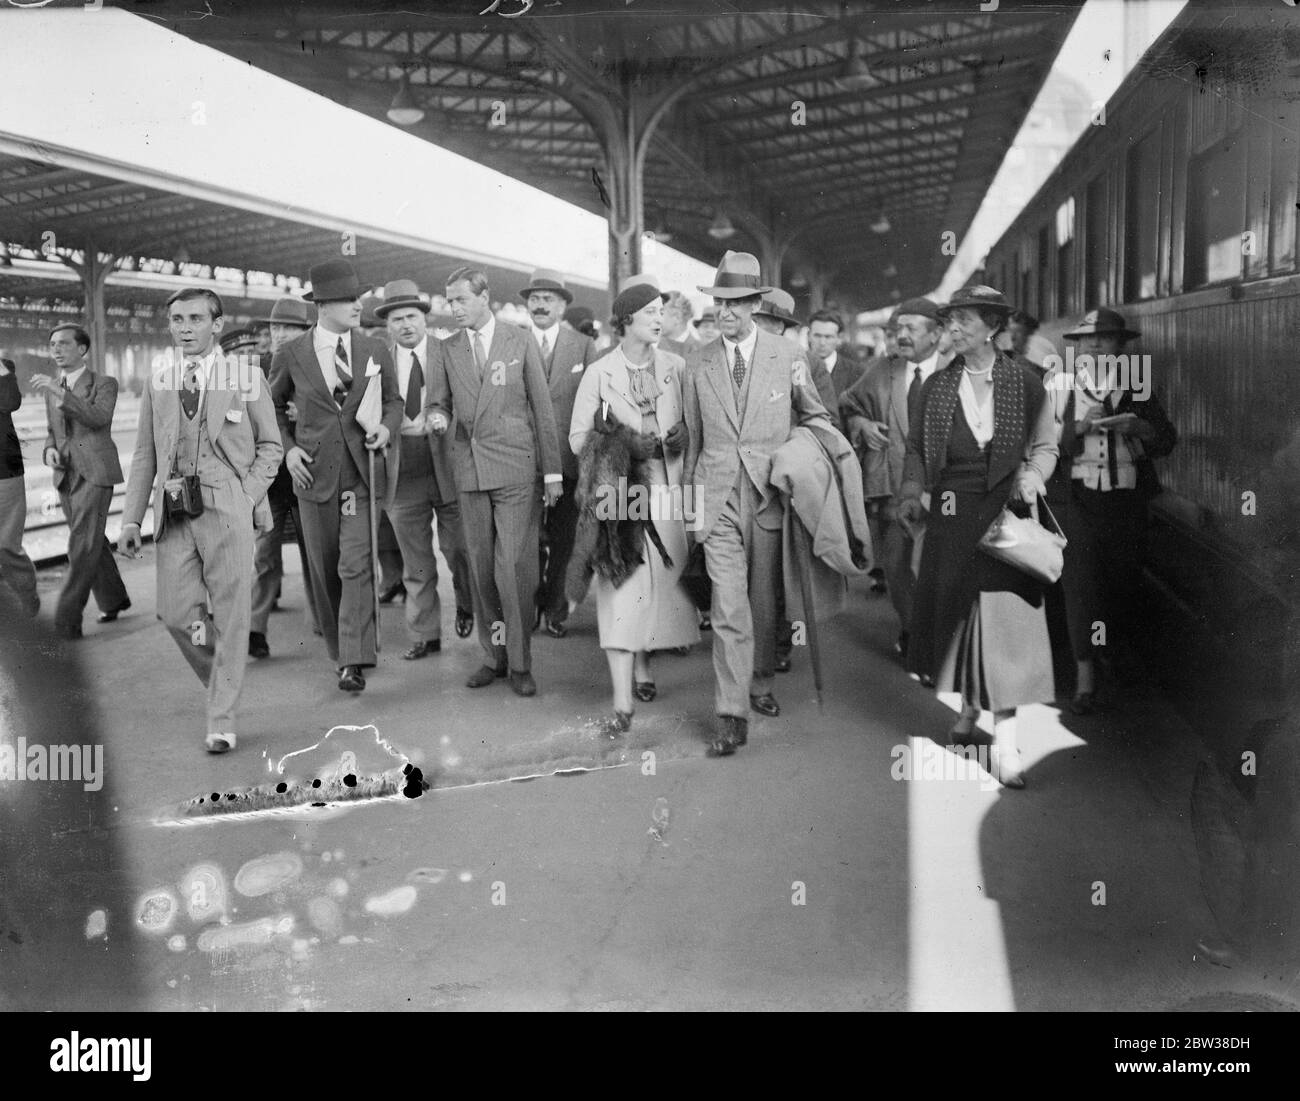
[1051,306,1176,714]
[520,268,596,638]
[426,266,563,697]
[248,296,320,658]
[269,258,403,693]
[118,287,283,754]
[683,251,831,756]
[842,296,945,657]
[374,277,474,659]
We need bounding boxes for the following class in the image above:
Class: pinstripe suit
[426,321,562,672]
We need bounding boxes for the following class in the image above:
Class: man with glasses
[31,325,131,639]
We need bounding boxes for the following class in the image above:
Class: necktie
[732,345,746,389]
[538,331,550,361]
[180,363,201,420]
[1101,394,1120,490]
[333,336,351,406]
[60,378,72,439]
[405,352,423,421]
[472,331,486,376]
[907,365,922,427]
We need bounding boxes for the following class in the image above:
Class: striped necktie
[333,336,352,406]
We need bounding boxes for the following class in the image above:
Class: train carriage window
[1185,132,1247,287]
[1268,102,1299,275]
[1056,196,1075,316]
[1036,225,1050,319]
[1125,129,1162,300]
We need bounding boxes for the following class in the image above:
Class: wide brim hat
[612,273,668,320]
[754,288,800,329]
[1064,307,1140,341]
[303,259,365,303]
[374,279,431,319]
[520,267,574,305]
[257,297,317,328]
[936,284,1012,317]
[697,250,773,299]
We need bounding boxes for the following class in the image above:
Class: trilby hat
[754,288,800,330]
[697,251,773,299]
[374,279,431,319]
[520,268,574,305]
[257,297,317,328]
[1064,307,1140,341]
[303,259,365,303]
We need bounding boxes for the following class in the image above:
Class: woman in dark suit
[898,286,1059,788]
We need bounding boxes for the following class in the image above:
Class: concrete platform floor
[3,547,1296,1012]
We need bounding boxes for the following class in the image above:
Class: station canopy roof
[173,0,1085,307]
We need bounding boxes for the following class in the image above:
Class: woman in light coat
[569,277,699,732]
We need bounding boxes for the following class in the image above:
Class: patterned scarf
[920,351,1029,491]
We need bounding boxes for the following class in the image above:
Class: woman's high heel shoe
[990,746,1026,789]
[633,681,657,703]
[600,710,633,737]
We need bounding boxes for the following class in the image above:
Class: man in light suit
[426,266,563,697]
[683,252,831,755]
[269,259,403,694]
[841,297,943,658]
[118,288,282,753]
[374,278,474,660]
[31,325,131,639]
[520,268,596,638]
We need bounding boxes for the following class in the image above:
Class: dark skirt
[906,484,1056,711]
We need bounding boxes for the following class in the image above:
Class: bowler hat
[258,297,317,328]
[895,296,940,322]
[697,251,773,299]
[1064,307,1140,341]
[520,268,574,305]
[612,273,668,321]
[754,288,800,330]
[936,284,1012,317]
[374,279,431,319]
[303,259,365,303]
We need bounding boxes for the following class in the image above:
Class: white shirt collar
[60,364,88,388]
[823,349,838,372]
[394,335,427,366]
[531,321,558,351]
[722,326,759,365]
[906,350,939,380]
[314,324,351,355]
[469,314,495,352]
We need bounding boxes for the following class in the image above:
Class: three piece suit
[122,350,282,735]
[683,328,830,717]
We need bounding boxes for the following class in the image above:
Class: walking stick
[792,516,824,711]
[368,448,381,654]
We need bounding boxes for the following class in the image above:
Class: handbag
[977,496,1066,585]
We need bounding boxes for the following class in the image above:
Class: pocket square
[768,390,786,402]
[364,357,381,378]
[225,408,243,423]
[570,362,584,373]
[509,358,521,367]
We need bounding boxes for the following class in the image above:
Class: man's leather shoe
[455,608,474,639]
[98,599,131,624]
[378,581,406,605]
[774,654,792,673]
[205,732,236,754]
[544,618,568,639]
[248,631,270,659]
[403,639,441,660]
[337,665,366,692]
[750,693,780,718]
[707,715,745,757]
[508,670,537,697]
[466,664,507,688]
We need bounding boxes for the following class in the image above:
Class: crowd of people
[0,250,1176,786]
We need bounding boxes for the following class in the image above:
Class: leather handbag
[977,496,1066,585]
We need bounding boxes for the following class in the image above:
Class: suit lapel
[603,353,635,412]
[701,340,739,431]
[474,325,510,421]
[740,332,773,431]
[296,331,333,406]
[338,331,369,419]
[891,362,908,437]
